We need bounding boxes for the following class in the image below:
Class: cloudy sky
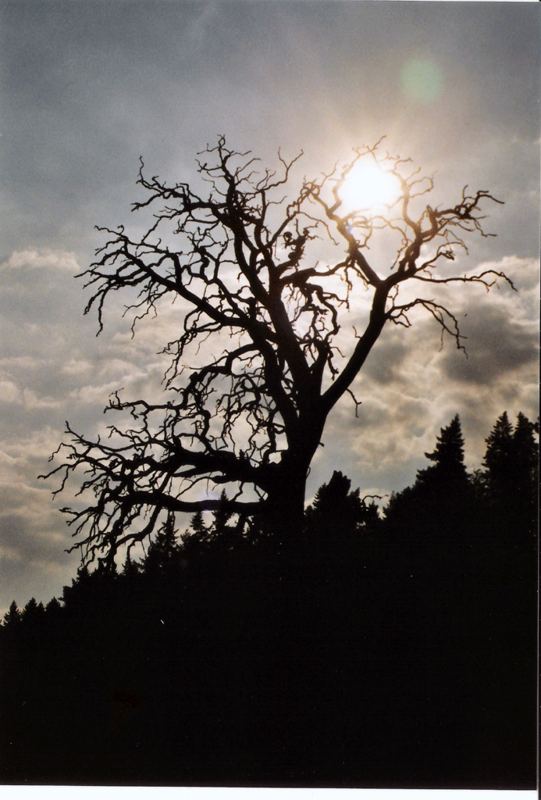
[0,0,539,612]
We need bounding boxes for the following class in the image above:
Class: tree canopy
[45,137,512,567]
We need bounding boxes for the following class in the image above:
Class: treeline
[0,412,537,787]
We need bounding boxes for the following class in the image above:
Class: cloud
[0,427,80,613]
[0,379,18,403]
[61,358,94,376]
[484,255,539,292]
[0,511,78,615]
[439,305,537,385]
[22,387,63,410]
[0,355,41,370]
[436,256,538,386]
[3,249,81,274]
[362,329,409,385]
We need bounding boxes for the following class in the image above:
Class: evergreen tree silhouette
[483,411,514,500]
[61,565,90,610]
[45,597,62,621]
[208,491,244,551]
[482,411,538,542]
[418,414,468,488]
[143,512,180,574]
[45,596,61,613]
[306,470,378,540]
[474,411,538,779]
[181,510,210,556]
[386,415,471,538]
[190,510,208,539]
[121,552,140,579]
[2,600,21,628]
[21,598,45,626]
[512,412,538,538]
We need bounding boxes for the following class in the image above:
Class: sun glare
[339,160,400,215]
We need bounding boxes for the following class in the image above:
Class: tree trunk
[264,471,307,541]
[261,411,325,541]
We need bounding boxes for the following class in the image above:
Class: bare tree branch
[46,137,511,563]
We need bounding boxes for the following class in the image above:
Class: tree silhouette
[2,600,21,629]
[209,490,234,541]
[511,412,538,537]
[121,552,140,579]
[417,413,469,491]
[21,598,45,626]
[181,510,210,556]
[45,596,62,619]
[483,411,514,498]
[306,469,379,539]
[483,411,538,541]
[143,511,181,574]
[45,136,512,566]
[385,414,472,539]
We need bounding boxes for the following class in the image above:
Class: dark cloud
[439,304,538,386]
[0,516,78,609]
[0,513,62,565]
[362,329,409,385]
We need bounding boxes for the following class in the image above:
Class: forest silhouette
[1,412,537,788]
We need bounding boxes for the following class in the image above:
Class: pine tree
[208,491,244,550]
[385,415,472,541]
[307,471,376,538]
[512,413,538,537]
[311,471,352,516]
[191,510,207,539]
[181,510,210,556]
[121,552,140,578]
[513,413,538,486]
[61,565,90,611]
[45,597,62,617]
[212,491,233,538]
[2,600,21,628]
[21,598,45,626]
[483,411,514,500]
[482,411,537,516]
[144,512,180,574]
[418,414,468,486]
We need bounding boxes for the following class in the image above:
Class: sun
[339,159,400,215]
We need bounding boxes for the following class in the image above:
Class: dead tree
[46,136,511,565]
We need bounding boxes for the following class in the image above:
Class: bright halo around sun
[339,160,401,215]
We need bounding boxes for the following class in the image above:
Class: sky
[0,0,539,613]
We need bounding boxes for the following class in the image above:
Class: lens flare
[401,58,443,104]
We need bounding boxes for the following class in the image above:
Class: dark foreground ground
[0,515,537,788]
